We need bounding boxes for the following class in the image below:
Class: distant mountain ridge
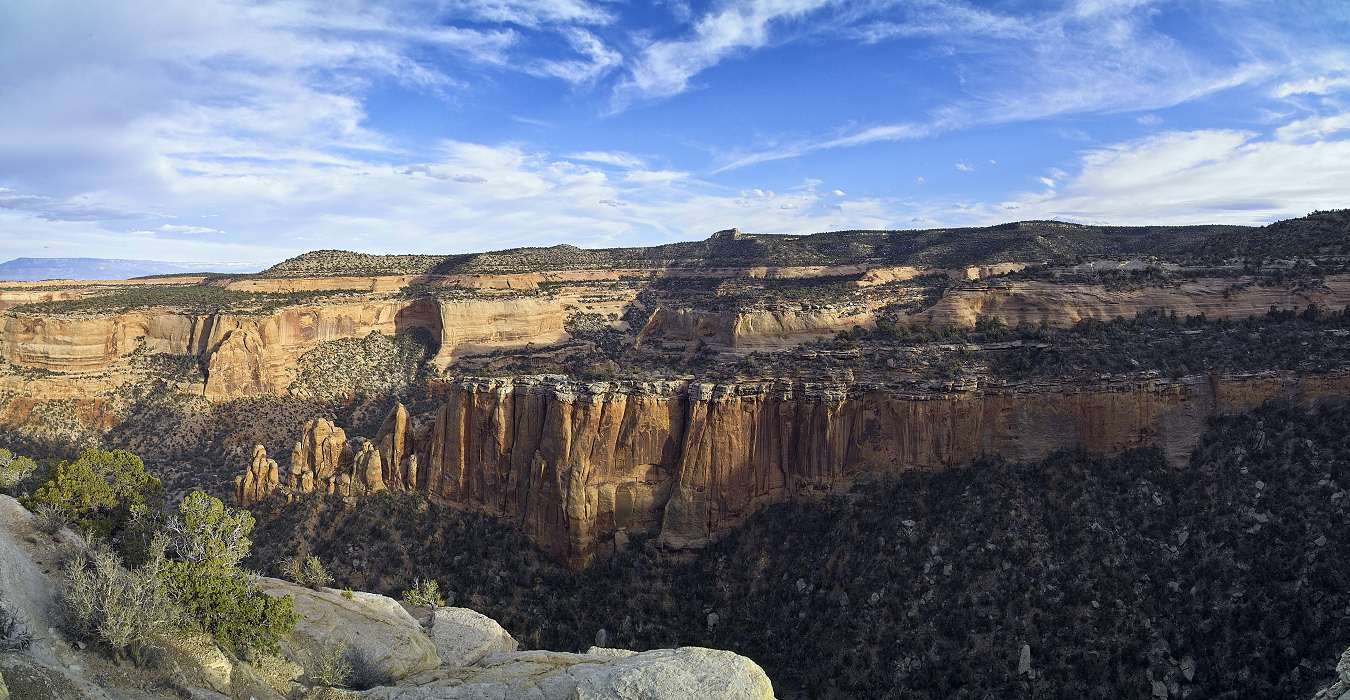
[0,257,253,281]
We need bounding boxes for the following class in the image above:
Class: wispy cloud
[1273,73,1350,98]
[956,123,1350,226]
[613,0,832,109]
[528,28,623,84]
[451,0,616,27]
[712,1,1275,171]
[565,150,647,168]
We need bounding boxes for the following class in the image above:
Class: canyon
[3,213,1350,569]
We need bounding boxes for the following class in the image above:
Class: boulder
[348,646,774,700]
[254,577,440,684]
[428,608,518,668]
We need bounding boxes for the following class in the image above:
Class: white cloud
[1038,176,1057,188]
[452,0,615,27]
[962,126,1350,225]
[713,1,1274,170]
[154,224,223,235]
[831,189,846,197]
[624,169,690,184]
[528,28,622,84]
[955,162,974,172]
[565,151,647,169]
[1273,74,1350,98]
[1137,113,1163,126]
[614,0,832,108]
[1274,112,1350,141]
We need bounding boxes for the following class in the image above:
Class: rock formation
[289,418,348,495]
[427,607,518,668]
[351,440,386,497]
[376,402,418,490]
[232,368,1350,568]
[234,444,280,506]
[349,646,775,699]
[412,371,1350,567]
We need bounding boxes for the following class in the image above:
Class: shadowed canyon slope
[5,211,1350,566]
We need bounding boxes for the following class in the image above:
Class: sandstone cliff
[237,370,1350,568]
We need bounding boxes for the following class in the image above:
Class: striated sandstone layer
[401,370,1350,567]
[924,275,1350,328]
[6,271,1348,402]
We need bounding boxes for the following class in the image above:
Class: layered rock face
[924,275,1350,328]
[6,269,1350,403]
[414,372,1350,567]
[240,370,1350,568]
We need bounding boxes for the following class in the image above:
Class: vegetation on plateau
[9,284,363,316]
[257,210,1350,278]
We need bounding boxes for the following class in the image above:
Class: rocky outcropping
[350,646,775,700]
[289,418,349,495]
[234,444,280,506]
[428,607,518,668]
[413,371,1350,567]
[234,369,1350,568]
[254,579,441,683]
[377,403,418,491]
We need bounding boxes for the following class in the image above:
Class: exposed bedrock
[924,275,1350,328]
[401,370,1350,568]
[6,273,1350,401]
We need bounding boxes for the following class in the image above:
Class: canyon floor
[3,212,1350,697]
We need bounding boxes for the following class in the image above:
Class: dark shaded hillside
[248,400,1350,699]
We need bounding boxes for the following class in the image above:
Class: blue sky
[1,0,1349,266]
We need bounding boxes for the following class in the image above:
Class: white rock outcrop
[351,646,776,700]
[429,607,518,668]
[254,578,442,683]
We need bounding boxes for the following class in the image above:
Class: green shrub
[0,448,38,494]
[400,578,444,608]
[166,490,253,568]
[160,491,296,658]
[162,562,297,659]
[23,448,162,540]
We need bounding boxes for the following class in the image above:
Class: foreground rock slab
[255,578,441,683]
[429,607,518,668]
[345,646,775,700]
